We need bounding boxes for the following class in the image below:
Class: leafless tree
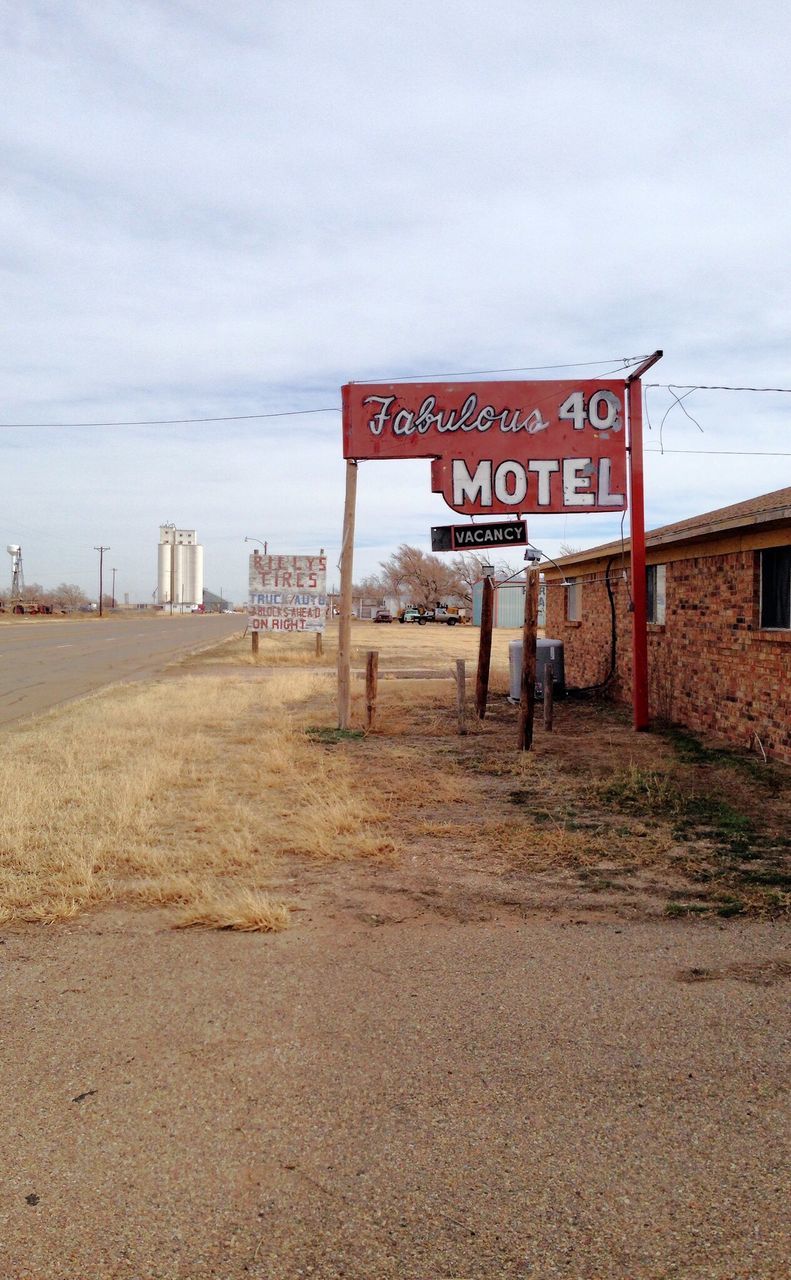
[379,545,464,610]
[51,583,90,612]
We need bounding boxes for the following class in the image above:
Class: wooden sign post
[517,569,539,750]
[475,574,495,719]
[338,460,358,729]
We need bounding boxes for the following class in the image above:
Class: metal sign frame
[431,519,528,553]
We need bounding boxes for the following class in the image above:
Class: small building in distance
[157,525,204,610]
[542,487,791,763]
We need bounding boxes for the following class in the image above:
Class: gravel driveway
[1,902,788,1279]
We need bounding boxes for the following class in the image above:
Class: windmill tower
[6,545,23,601]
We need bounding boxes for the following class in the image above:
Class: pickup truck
[424,607,460,625]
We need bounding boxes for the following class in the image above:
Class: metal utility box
[508,639,565,700]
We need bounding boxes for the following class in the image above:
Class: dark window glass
[760,546,791,629]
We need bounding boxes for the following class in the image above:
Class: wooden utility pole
[475,575,495,719]
[338,460,358,728]
[365,650,379,729]
[94,545,110,618]
[517,569,539,750]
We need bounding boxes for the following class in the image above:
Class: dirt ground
[1,621,788,1279]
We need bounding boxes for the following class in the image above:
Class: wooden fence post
[517,570,539,750]
[251,631,259,656]
[543,661,554,732]
[454,659,467,735]
[315,631,323,658]
[365,650,379,729]
[475,576,495,719]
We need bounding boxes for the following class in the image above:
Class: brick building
[543,487,791,762]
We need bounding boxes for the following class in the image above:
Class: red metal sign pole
[626,352,663,731]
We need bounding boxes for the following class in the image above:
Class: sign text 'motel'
[342,380,628,516]
[431,520,528,553]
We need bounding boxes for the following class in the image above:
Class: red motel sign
[342,379,628,516]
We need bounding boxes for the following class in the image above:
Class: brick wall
[545,548,791,763]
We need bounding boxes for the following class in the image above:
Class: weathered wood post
[365,650,379,729]
[251,631,259,656]
[543,660,554,732]
[315,631,323,658]
[517,569,539,750]
[338,460,358,728]
[454,658,467,735]
[475,574,495,720]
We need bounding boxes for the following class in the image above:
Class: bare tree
[51,583,90,612]
[379,545,463,610]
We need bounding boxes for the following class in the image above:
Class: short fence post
[251,631,259,656]
[315,631,323,658]
[543,661,554,732]
[454,659,467,735]
[365,650,379,729]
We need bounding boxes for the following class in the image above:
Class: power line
[646,383,791,394]
[3,370,790,430]
[355,354,652,382]
[0,407,341,428]
[646,447,791,457]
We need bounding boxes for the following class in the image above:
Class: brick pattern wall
[545,550,791,763]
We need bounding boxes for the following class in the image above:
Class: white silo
[157,525,203,608]
[184,543,204,607]
[157,541,172,604]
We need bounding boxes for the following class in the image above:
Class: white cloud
[0,0,789,600]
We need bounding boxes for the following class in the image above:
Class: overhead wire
[645,447,791,456]
[1,369,789,432]
[354,353,652,382]
[0,407,341,428]
[646,382,791,394]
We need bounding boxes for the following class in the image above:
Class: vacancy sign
[249,553,327,633]
[342,380,628,515]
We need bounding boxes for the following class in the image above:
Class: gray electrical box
[508,639,565,700]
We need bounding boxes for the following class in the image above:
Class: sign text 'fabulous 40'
[342,380,629,515]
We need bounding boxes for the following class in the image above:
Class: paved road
[0,614,243,726]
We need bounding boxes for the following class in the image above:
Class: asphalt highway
[0,613,243,726]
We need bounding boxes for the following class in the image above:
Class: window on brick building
[565,578,581,622]
[760,546,791,628]
[646,563,666,624]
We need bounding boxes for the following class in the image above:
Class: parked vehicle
[399,608,427,624]
[426,607,460,626]
[373,609,392,623]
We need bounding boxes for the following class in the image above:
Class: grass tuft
[172,888,291,932]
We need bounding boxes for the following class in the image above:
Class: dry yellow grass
[0,671,390,929]
[171,888,291,932]
[188,618,520,674]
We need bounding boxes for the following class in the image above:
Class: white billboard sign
[248,553,327,633]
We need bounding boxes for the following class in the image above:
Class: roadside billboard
[248,553,327,633]
[342,379,628,515]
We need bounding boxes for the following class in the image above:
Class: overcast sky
[2,0,789,601]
